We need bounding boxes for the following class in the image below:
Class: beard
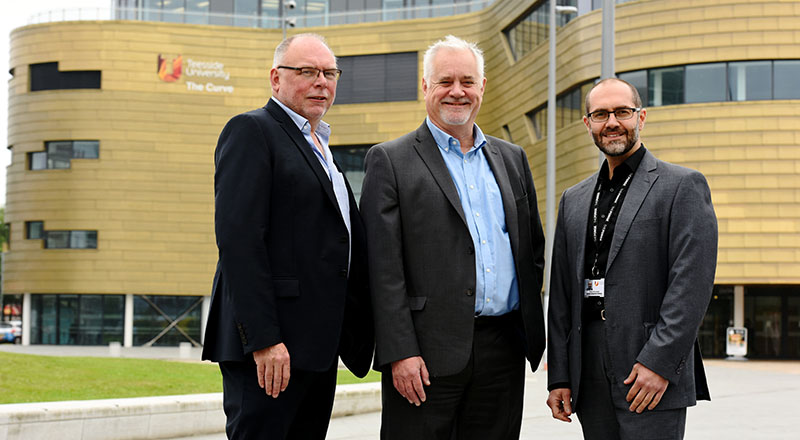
[592,123,639,157]
[438,100,472,126]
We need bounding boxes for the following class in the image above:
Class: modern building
[3,0,799,359]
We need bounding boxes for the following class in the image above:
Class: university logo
[157,54,182,82]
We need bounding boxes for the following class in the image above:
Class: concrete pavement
[2,345,798,439]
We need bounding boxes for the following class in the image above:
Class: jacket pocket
[408,296,427,311]
[274,279,300,298]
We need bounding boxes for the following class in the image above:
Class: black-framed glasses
[277,66,342,81]
[586,107,642,123]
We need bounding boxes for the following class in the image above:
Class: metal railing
[27,1,494,29]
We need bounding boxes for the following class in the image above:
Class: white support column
[22,293,31,346]
[200,296,211,345]
[124,294,134,347]
[734,285,745,328]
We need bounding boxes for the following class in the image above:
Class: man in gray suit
[360,35,546,439]
[546,78,718,440]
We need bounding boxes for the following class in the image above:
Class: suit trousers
[577,320,687,440]
[219,358,337,440]
[380,313,526,440]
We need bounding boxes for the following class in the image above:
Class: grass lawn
[0,351,379,404]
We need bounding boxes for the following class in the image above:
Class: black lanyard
[590,172,633,277]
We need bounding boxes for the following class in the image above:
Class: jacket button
[465,288,474,296]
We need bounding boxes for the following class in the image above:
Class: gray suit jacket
[547,148,718,411]
[360,122,546,377]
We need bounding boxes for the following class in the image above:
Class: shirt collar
[425,117,487,155]
[600,144,647,183]
[271,97,331,138]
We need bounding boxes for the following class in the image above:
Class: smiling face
[583,79,646,159]
[423,47,486,137]
[270,36,337,127]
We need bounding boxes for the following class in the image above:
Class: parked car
[0,322,16,344]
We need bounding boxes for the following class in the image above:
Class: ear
[479,77,486,94]
[270,68,280,93]
[583,115,591,130]
[638,108,647,130]
[422,77,428,96]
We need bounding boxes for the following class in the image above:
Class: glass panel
[45,231,71,249]
[648,66,684,106]
[46,141,73,169]
[29,152,47,170]
[745,294,782,358]
[260,0,279,27]
[331,145,369,202]
[303,0,326,26]
[39,295,58,344]
[728,61,772,101]
[26,221,44,239]
[102,295,125,345]
[186,0,209,24]
[774,60,800,99]
[618,70,647,107]
[382,0,404,21]
[72,141,99,159]
[58,295,79,345]
[698,286,733,358]
[685,63,726,103]
[234,0,258,26]
[161,0,184,22]
[528,107,547,140]
[786,294,800,358]
[70,231,98,249]
[134,295,202,346]
[143,0,162,21]
[78,295,104,345]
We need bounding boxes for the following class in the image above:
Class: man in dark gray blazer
[360,35,546,440]
[546,78,718,440]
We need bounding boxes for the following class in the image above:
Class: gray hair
[272,33,336,69]
[422,35,484,82]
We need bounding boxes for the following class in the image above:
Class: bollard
[109,341,122,357]
[179,342,192,359]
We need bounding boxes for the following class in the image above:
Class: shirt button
[486,268,491,273]
[469,185,474,189]
[609,188,615,193]
[475,212,480,217]
[466,288,474,296]
[486,298,491,303]
[482,240,487,244]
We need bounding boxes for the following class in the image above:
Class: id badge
[584,278,605,298]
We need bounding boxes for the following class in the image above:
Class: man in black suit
[360,35,546,440]
[202,33,373,440]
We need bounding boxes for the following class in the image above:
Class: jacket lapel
[412,123,468,226]
[570,176,597,285]
[265,100,340,215]
[483,140,519,255]
[606,150,659,272]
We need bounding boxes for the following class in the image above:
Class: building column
[200,295,210,345]
[124,294,134,347]
[734,285,745,328]
[22,293,31,346]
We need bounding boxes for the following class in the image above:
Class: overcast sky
[0,0,110,206]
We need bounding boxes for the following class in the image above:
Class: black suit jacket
[202,99,373,377]
[360,122,546,376]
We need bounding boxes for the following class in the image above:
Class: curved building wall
[4,0,800,351]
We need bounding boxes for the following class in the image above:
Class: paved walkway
[3,345,798,439]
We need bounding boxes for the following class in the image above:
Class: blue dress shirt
[426,117,519,316]
[272,98,351,266]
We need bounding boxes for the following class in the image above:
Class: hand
[391,356,430,406]
[624,362,669,413]
[253,343,291,398]
[546,388,573,422]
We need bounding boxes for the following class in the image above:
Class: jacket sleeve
[360,144,421,368]
[547,191,574,389]
[214,113,281,355]
[635,171,718,383]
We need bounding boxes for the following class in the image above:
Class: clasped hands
[546,362,669,422]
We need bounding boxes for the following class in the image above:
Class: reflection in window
[648,67,684,107]
[774,61,800,99]
[618,70,647,107]
[28,140,99,170]
[728,61,771,102]
[504,0,577,62]
[235,0,259,26]
[685,63,726,104]
[30,294,124,345]
[186,0,210,24]
[332,145,370,202]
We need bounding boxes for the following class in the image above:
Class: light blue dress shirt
[272,98,351,265]
[426,117,519,316]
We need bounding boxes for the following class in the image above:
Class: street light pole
[599,0,616,166]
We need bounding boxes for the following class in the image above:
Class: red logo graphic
[157,54,182,82]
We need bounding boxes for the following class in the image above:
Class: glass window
[648,66,684,106]
[26,221,44,239]
[30,294,123,345]
[774,60,800,99]
[234,0,259,26]
[143,0,163,21]
[72,141,100,159]
[29,152,47,170]
[745,294,782,358]
[28,141,99,170]
[502,125,514,144]
[260,0,279,27]
[685,63,726,104]
[332,145,369,202]
[45,231,71,249]
[335,53,417,105]
[44,230,97,249]
[134,295,203,346]
[527,107,547,141]
[186,0,209,24]
[161,0,184,22]
[698,285,734,358]
[47,141,74,169]
[618,70,648,107]
[728,61,772,101]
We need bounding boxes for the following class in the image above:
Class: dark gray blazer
[547,148,718,411]
[360,122,546,377]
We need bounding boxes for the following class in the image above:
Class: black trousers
[381,314,526,440]
[219,358,337,440]
[577,320,687,440]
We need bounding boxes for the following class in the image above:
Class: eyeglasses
[585,107,642,123]
[277,66,342,82]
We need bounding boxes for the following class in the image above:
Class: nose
[605,112,621,126]
[312,70,328,86]
[449,81,466,97]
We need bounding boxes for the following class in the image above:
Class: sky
[0,0,110,206]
